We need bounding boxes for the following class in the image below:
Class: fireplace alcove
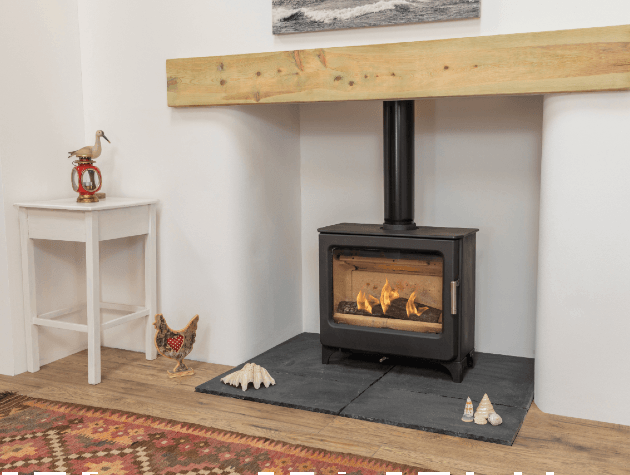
[173,24,630,414]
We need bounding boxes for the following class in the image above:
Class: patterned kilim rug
[0,392,425,475]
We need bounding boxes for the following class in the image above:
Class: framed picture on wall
[272,0,480,35]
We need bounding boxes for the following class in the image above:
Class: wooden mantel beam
[166,25,630,107]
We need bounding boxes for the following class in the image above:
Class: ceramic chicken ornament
[154,314,199,378]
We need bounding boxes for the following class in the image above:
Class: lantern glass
[71,169,79,192]
[81,169,101,192]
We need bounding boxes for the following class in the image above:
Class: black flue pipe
[383,100,417,230]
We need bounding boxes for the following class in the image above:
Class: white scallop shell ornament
[220,363,276,391]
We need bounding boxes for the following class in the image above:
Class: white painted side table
[15,197,158,384]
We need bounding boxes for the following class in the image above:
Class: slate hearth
[196,333,534,445]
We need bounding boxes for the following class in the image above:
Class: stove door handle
[451,280,460,315]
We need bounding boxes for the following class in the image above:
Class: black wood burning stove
[319,101,478,382]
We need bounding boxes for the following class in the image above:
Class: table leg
[86,211,101,384]
[145,203,157,360]
[19,209,39,373]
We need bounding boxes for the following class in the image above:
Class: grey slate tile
[381,352,535,408]
[247,333,393,384]
[195,332,534,445]
[195,368,369,415]
[340,385,528,445]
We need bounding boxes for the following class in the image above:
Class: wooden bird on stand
[68,130,110,159]
[154,314,200,378]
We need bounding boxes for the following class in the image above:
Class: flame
[357,290,379,314]
[406,290,429,318]
[379,279,399,314]
[356,279,401,315]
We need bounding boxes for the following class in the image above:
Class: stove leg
[442,358,466,383]
[322,345,337,364]
[467,350,475,368]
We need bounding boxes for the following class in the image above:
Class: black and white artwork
[272,0,480,34]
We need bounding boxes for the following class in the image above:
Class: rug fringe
[0,391,17,402]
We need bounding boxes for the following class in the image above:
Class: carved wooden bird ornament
[68,130,110,159]
[153,314,199,378]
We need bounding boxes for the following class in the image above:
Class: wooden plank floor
[1,348,628,474]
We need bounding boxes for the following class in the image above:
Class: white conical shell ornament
[461,397,474,422]
[488,412,503,426]
[473,393,495,425]
[221,363,275,391]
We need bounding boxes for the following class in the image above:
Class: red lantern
[71,157,102,203]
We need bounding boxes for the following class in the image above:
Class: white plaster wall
[300,97,543,357]
[421,97,542,358]
[536,91,630,425]
[77,2,303,366]
[0,160,14,375]
[0,0,86,375]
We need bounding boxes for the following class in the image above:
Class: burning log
[357,290,379,314]
[341,281,442,324]
[406,290,429,318]
[337,297,442,323]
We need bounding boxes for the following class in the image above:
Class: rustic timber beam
[166,25,630,107]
